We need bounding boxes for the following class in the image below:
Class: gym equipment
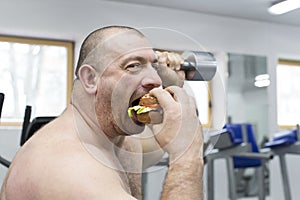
[0,93,11,167]
[180,51,217,81]
[0,156,10,168]
[206,123,273,200]
[20,106,32,146]
[264,125,300,200]
[20,116,55,146]
[0,100,55,168]
[18,105,55,146]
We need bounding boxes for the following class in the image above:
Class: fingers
[149,87,176,111]
[156,51,168,66]
[170,53,183,71]
[149,86,191,110]
[167,53,176,70]
[155,51,183,70]
[155,51,186,87]
[165,86,190,105]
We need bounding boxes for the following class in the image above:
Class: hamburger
[128,94,163,124]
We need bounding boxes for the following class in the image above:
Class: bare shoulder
[4,119,136,200]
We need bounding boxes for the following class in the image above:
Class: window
[185,81,211,128]
[277,59,300,128]
[0,36,74,125]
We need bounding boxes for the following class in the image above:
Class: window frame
[277,58,300,129]
[203,81,212,128]
[0,35,74,126]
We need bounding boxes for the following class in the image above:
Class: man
[0,26,204,200]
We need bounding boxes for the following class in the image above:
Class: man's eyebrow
[120,55,154,66]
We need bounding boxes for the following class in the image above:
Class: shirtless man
[0,26,204,200]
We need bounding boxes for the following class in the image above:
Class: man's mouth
[128,96,145,126]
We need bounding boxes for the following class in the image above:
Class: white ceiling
[108,0,300,27]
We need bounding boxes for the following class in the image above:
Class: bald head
[75,26,145,77]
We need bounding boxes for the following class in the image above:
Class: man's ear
[78,65,98,94]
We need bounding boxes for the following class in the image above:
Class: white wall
[1,0,300,199]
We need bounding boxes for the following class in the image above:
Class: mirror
[226,53,269,144]
[226,53,270,197]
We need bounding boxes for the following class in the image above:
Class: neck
[71,80,121,140]
[68,104,127,172]
[70,102,123,144]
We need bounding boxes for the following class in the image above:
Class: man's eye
[126,63,142,72]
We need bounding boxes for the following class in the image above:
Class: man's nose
[141,65,162,89]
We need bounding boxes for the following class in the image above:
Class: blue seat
[224,123,262,168]
[264,129,298,148]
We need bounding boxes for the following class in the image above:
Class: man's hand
[148,86,204,200]
[155,51,185,88]
[149,86,203,163]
